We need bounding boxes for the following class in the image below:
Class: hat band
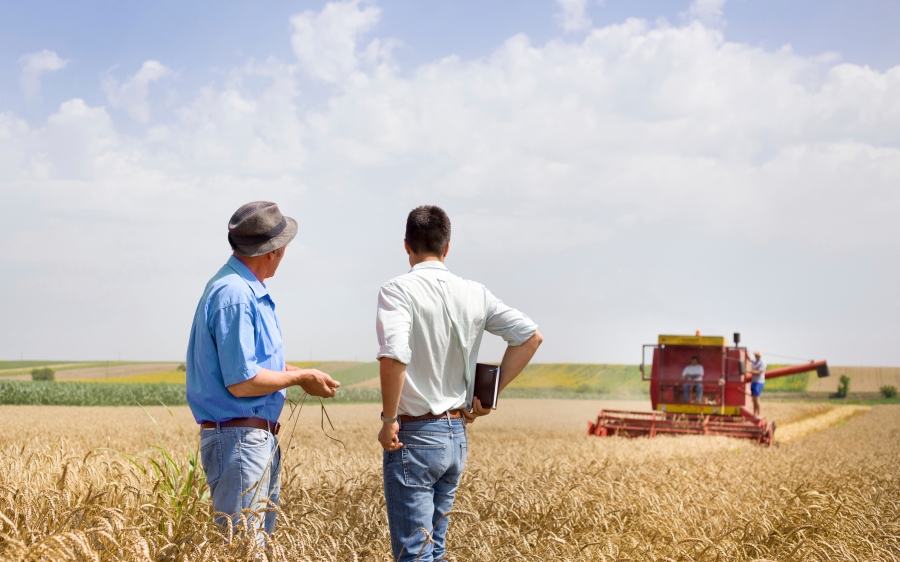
[229,216,287,246]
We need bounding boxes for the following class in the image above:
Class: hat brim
[233,217,298,257]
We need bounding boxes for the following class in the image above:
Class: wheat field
[0,400,897,561]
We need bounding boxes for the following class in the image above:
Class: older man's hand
[462,396,491,424]
[297,369,340,398]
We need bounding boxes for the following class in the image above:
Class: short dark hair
[405,205,451,256]
[691,355,699,361]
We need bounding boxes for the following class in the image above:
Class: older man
[376,205,544,562]
[186,201,340,537]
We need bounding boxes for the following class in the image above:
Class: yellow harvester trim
[658,334,726,347]
[657,403,743,416]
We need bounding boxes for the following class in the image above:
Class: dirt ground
[4,362,180,381]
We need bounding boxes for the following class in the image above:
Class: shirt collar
[410,260,448,273]
[226,255,269,299]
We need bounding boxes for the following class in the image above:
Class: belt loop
[446,411,451,429]
[267,420,272,434]
[215,421,221,433]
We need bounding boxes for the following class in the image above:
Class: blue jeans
[683,381,703,403]
[383,417,468,562]
[199,425,281,538]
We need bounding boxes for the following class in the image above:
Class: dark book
[474,363,501,409]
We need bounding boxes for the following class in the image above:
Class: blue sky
[1,0,899,365]
[2,0,898,122]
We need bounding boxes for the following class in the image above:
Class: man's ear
[403,239,412,256]
[442,241,451,259]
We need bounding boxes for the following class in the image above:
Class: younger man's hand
[297,369,340,398]
[379,421,403,451]
[463,396,491,424]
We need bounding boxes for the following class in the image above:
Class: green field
[0,380,380,406]
[13,359,884,408]
[507,363,648,395]
[0,380,188,406]
[53,361,809,397]
[325,362,379,385]
[286,361,379,385]
[765,371,808,392]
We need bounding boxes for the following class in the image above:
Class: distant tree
[836,375,850,398]
[176,363,186,372]
[31,367,55,381]
[880,385,898,399]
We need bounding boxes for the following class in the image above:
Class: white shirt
[751,359,766,383]
[376,261,538,416]
[682,364,704,380]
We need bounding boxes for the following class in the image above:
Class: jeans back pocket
[401,444,447,487]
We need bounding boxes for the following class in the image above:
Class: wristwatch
[381,412,398,423]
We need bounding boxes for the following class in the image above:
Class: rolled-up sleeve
[210,303,261,387]
[484,288,538,346]
[376,282,412,364]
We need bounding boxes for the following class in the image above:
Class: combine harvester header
[588,333,829,445]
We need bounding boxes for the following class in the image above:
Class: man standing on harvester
[749,350,766,417]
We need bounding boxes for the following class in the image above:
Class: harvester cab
[588,333,829,445]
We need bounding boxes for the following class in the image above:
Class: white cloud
[555,0,592,33]
[290,0,384,84]
[2,1,900,363]
[19,50,68,102]
[685,0,728,27]
[103,60,170,123]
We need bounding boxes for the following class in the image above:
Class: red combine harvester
[588,333,829,445]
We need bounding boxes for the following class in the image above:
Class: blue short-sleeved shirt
[186,256,286,423]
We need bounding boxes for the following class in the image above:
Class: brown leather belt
[200,417,280,435]
[399,409,465,423]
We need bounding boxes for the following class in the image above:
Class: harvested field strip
[807,365,900,393]
[777,405,871,443]
[64,362,378,387]
[3,362,179,381]
[0,360,81,372]
[0,361,134,377]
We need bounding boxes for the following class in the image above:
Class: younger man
[375,205,543,562]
